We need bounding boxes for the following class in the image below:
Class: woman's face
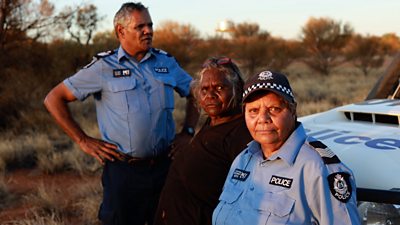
[244,92,296,153]
[199,68,234,120]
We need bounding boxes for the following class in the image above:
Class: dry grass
[285,62,382,116]
[0,135,42,171]
[5,211,66,225]
[0,133,101,175]
[0,174,12,210]
[23,182,68,219]
[71,181,103,225]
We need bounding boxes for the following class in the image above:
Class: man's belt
[120,151,169,166]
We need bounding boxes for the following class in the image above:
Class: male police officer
[213,70,361,225]
[44,2,198,225]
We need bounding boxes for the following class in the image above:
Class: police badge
[328,172,352,203]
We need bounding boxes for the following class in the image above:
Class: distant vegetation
[0,0,399,223]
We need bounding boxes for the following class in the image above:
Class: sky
[54,0,400,40]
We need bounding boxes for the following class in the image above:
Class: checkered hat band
[243,83,294,98]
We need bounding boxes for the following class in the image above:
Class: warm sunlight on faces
[244,92,296,156]
[118,9,153,55]
[199,68,234,122]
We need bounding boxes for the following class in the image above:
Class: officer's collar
[273,122,306,166]
[117,46,153,63]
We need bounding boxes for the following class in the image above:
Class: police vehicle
[299,53,400,225]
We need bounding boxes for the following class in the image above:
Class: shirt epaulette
[152,48,172,57]
[83,50,115,69]
[308,140,341,164]
[95,50,115,59]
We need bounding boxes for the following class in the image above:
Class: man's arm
[181,93,200,131]
[43,82,122,164]
[169,93,200,158]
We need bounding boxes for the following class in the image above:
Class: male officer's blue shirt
[213,123,361,225]
[63,47,192,157]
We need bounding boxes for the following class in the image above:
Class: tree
[230,22,263,39]
[345,35,385,75]
[92,30,118,51]
[153,20,201,68]
[229,22,271,77]
[59,3,104,46]
[0,0,57,50]
[380,33,400,55]
[301,17,353,75]
[266,38,303,72]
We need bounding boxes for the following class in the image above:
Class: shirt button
[250,187,254,191]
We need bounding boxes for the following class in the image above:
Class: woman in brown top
[153,57,252,225]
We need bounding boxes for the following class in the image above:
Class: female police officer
[212,70,361,225]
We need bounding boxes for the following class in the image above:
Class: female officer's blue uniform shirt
[63,47,192,158]
[213,122,361,225]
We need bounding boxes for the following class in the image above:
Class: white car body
[299,99,400,192]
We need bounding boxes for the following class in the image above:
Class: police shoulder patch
[308,140,341,164]
[328,172,352,203]
[83,50,115,69]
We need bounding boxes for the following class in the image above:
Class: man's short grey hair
[113,2,148,37]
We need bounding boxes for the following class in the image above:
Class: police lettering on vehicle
[232,169,250,181]
[328,172,352,203]
[305,128,400,150]
[154,67,169,73]
[113,69,131,77]
[269,175,293,188]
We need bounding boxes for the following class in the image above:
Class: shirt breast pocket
[106,78,139,113]
[154,76,176,109]
[213,187,244,225]
[219,187,243,203]
[253,192,295,225]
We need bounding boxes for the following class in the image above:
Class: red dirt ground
[0,169,100,224]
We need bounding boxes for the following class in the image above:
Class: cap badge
[258,71,273,80]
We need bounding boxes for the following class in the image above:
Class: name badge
[113,69,131,77]
[154,67,169,73]
[269,175,293,188]
[232,169,250,181]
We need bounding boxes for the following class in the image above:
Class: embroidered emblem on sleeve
[328,172,352,203]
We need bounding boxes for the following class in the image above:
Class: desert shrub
[36,143,101,175]
[71,181,102,224]
[0,136,38,170]
[7,210,65,225]
[285,61,381,116]
[0,174,12,210]
[63,145,102,175]
[23,182,70,219]
[36,151,71,174]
